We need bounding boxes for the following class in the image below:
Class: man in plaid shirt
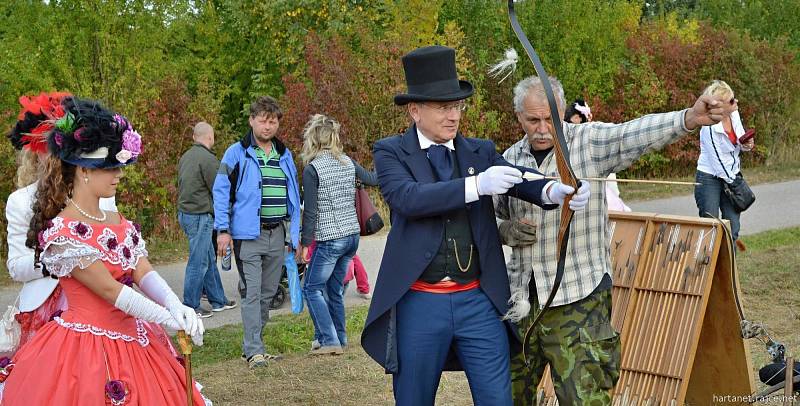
[494,75,728,405]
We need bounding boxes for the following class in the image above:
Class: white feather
[488,48,519,84]
[503,290,532,322]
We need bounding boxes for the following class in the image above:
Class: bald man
[177,122,237,318]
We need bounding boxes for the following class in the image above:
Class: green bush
[0,0,798,259]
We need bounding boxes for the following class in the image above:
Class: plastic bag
[0,298,21,355]
[284,252,304,314]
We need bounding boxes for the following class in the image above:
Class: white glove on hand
[114,285,182,331]
[548,181,591,211]
[191,331,204,346]
[569,181,591,211]
[477,166,523,196]
[165,296,203,338]
[139,271,204,337]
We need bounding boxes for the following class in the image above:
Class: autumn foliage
[1,0,799,260]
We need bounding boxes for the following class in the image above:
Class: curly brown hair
[26,155,75,272]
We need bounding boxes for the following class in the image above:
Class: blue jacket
[213,131,301,248]
[361,125,556,372]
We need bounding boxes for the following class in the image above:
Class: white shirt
[5,182,117,311]
[697,110,746,183]
[416,128,554,203]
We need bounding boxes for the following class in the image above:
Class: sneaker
[358,292,372,300]
[242,352,283,362]
[212,300,238,312]
[264,353,284,361]
[311,340,321,351]
[309,345,344,356]
[247,354,267,369]
[196,307,213,318]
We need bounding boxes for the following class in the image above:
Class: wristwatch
[218,229,229,234]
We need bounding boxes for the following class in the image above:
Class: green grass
[192,306,368,367]
[190,227,800,405]
[145,235,189,265]
[621,161,800,202]
[737,228,800,388]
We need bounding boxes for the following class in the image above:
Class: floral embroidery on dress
[0,357,15,383]
[67,220,94,240]
[54,317,150,347]
[118,272,134,287]
[41,237,103,277]
[96,227,119,251]
[124,220,148,259]
[105,380,129,405]
[41,218,148,277]
[41,217,65,242]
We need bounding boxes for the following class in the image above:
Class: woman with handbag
[694,80,756,243]
[296,114,377,355]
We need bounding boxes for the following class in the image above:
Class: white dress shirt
[697,110,746,183]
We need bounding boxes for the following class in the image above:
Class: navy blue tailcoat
[362,125,557,372]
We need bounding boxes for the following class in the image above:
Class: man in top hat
[361,45,591,405]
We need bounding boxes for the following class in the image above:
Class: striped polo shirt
[255,143,288,223]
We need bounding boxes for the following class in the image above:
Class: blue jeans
[694,171,741,240]
[178,212,228,309]
[303,234,359,347]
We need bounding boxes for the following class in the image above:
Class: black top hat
[394,46,474,105]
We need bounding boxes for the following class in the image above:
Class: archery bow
[507,0,580,364]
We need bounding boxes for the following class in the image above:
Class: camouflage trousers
[511,285,621,406]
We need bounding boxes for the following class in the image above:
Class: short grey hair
[513,75,566,113]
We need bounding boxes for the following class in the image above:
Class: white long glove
[114,285,182,331]
[477,166,523,195]
[138,271,204,344]
[548,181,591,211]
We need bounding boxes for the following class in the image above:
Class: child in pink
[306,241,371,298]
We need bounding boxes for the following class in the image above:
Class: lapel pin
[468,167,475,175]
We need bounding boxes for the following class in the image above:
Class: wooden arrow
[522,172,700,186]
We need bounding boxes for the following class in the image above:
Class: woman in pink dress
[1,96,207,405]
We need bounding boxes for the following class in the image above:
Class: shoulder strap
[708,127,734,182]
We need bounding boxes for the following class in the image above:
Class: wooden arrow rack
[534,212,754,405]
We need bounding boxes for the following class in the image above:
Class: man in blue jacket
[362,45,591,405]
[213,96,301,369]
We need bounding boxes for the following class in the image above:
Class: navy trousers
[393,287,512,406]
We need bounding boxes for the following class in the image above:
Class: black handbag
[710,129,756,212]
[722,173,756,212]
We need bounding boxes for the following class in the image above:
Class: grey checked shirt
[495,110,690,318]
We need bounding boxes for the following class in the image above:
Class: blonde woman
[297,114,376,355]
[694,80,755,242]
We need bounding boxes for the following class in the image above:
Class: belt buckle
[261,222,279,230]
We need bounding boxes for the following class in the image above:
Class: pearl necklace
[68,198,107,222]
